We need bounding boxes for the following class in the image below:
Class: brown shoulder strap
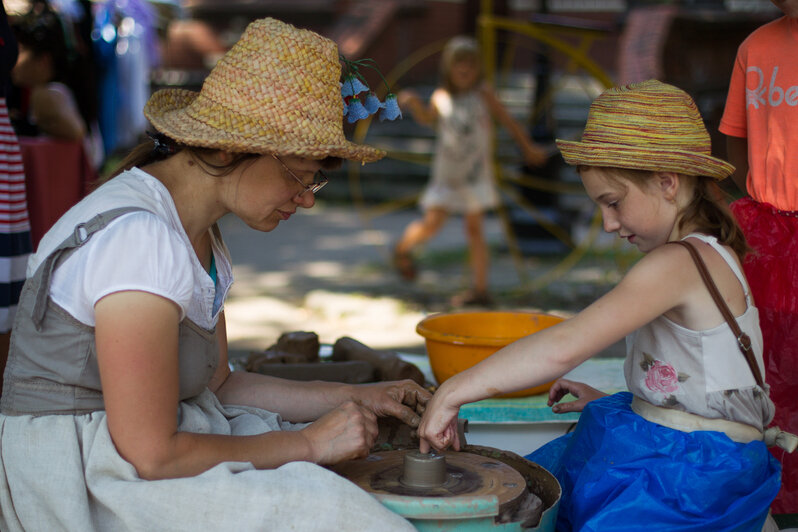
[670,240,765,388]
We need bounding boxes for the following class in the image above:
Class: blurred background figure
[9,0,103,169]
[0,0,32,394]
[395,36,547,307]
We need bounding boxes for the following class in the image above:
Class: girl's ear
[658,172,680,202]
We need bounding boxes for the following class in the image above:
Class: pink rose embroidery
[644,360,680,394]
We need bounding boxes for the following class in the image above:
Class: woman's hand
[351,380,431,428]
[546,378,607,414]
[300,401,379,465]
[417,383,462,453]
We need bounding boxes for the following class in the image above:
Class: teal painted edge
[460,397,581,424]
[413,518,523,531]
[375,493,499,519]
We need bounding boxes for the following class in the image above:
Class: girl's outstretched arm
[419,244,696,452]
[398,88,438,127]
[479,84,547,167]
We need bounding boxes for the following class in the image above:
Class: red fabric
[731,196,798,514]
[18,137,96,249]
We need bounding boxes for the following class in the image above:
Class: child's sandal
[451,290,494,308]
[393,248,417,281]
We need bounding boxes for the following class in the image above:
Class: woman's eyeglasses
[272,154,328,196]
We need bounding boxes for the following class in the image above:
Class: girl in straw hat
[419,80,795,531]
[0,18,422,531]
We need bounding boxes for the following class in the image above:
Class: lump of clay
[332,337,426,386]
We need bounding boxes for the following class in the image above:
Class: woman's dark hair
[99,132,343,186]
[101,134,260,185]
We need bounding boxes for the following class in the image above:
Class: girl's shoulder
[622,243,694,291]
[625,237,734,289]
[628,236,748,329]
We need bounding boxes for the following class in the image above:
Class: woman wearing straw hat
[419,80,794,531]
[0,18,422,531]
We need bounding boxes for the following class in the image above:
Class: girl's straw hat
[144,18,383,163]
[556,80,733,180]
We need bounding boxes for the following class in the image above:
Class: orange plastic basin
[416,310,565,398]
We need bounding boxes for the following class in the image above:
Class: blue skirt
[526,393,781,532]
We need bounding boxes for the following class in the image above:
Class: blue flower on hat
[339,55,401,124]
[363,92,385,115]
[346,97,370,123]
[379,94,402,122]
[341,74,369,98]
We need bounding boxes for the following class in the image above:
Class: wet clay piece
[331,337,426,385]
[401,451,447,489]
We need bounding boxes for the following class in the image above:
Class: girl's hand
[546,378,607,414]
[397,89,421,109]
[398,89,437,126]
[351,380,432,428]
[521,141,549,167]
[300,401,379,465]
[417,385,462,453]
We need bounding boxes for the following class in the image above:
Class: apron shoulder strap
[31,206,151,329]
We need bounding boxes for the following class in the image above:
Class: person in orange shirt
[719,1,798,515]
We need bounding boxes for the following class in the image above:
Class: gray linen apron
[1,207,218,415]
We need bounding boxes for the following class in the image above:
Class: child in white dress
[395,36,547,305]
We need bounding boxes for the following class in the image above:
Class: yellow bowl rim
[415,310,564,347]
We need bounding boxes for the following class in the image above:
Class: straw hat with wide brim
[144,18,384,163]
[556,80,733,180]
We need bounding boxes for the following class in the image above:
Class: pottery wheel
[330,450,528,512]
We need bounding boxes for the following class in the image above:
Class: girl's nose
[602,211,620,233]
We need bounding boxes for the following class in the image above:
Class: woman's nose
[294,190,316,208]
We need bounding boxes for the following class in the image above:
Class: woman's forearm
[131,429,313,480]
[214,370,353,422]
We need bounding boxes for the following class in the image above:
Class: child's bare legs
[394,208,448,280]
[462,210,491,300]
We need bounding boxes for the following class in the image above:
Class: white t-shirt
[27,167,232,329]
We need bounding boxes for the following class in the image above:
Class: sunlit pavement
[219,203,508,355]
[219,202,626,361]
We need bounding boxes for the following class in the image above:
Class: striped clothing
[0,98,31,332]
